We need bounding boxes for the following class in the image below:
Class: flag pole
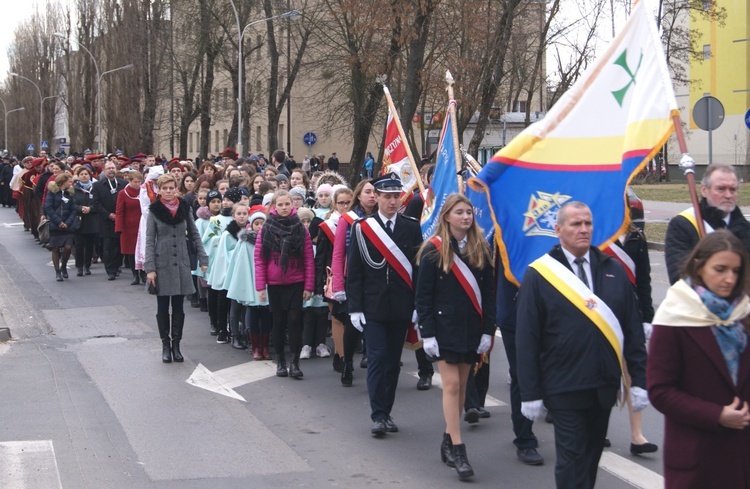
[382,85,426,194]
[672,113,705,238]
[445,71,464,194]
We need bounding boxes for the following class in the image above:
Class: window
[256,126,262,152]
[215,130,219,153]
[278,124,284,149]
[189,132,193,153]
[256,35,262,60]
[223,129,228,149]
[256,80,262,98]
[703,44,711,60]
[223,88,227,110]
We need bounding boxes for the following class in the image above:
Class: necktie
[386,219,392,231]
[574,257,589,288]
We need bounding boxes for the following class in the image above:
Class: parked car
[627,186,645,231]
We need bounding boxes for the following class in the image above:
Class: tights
[246,306,271,334]
[157,295,184,315]
[52,245,73,272]
[268,283,303,359]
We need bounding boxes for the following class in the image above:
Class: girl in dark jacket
[415,194,496,480]
[72,167,99,276]
[44,173,78,282]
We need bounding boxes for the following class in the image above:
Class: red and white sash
[602,242,636,286]
[429,236,482,317]
[358,217,413,290]
[340,210,359,226]
[319,220,336,244]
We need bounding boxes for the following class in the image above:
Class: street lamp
[54,33,133,152]
[10,73,43,151]
[0,98,25,152]
[227,3,301,157]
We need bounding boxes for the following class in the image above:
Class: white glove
[630,386,650,412]
[476,334,492,354]
[411,309,419,324]
[521,400,544,421]
[423,337,440,358]
[350,312,366,332]
[333,291,346,303]
[642,322,653,343]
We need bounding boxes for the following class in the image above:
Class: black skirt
[267,282,304,314]
[48,231,75,248]
[430,348,478,365]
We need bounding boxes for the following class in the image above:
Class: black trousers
[415,347,434,377]
[500,325,539,449]
[74,233,96,269]
[101,236,121,276]
[268,283,304,359]
[364,319,407,421]
[464,356,490,410]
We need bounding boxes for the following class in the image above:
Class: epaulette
[400,214,419,222]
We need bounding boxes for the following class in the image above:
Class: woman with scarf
[648,230,750,489]
[44,173,79,282]
[134,165,164,280]
[145,174,208,363]
[115,171,144,285]
[72,166,99,276]
[255,190,314,379]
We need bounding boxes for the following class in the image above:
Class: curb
[0,328,10,342]
[647,241,665,251]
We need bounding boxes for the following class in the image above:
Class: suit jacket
[648,325,750,489]
[346,213,422,323]
[92,177,126,238]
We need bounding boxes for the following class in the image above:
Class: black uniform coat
[346,213,422,323]
[516,245,647,405]
[72,182,99,235]
[91,177,126,238]
[415,238,496,353]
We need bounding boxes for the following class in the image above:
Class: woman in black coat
[72,166,99,276]
[415,194,496,480]
[44,173,78,282]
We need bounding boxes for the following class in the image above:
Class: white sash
[359,217,413,288]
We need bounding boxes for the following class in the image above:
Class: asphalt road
[0,205,670,489]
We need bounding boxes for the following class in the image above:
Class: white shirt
[378,211,396,232]
[561,247,593,293]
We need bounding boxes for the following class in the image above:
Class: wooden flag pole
[445,71,464,194]
[672,113,705,238]
[382,85,426,195]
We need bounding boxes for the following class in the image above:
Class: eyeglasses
[336,201,351,206]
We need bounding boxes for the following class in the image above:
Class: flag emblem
[522,191,571,237]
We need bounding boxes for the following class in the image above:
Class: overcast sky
[0,1,38,82]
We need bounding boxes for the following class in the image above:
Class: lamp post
[54,33,133,152]
[10,73,43,151]
[0,98,25,152]
[227,3,301,157]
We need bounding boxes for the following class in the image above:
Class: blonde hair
[232,202,249,215]
[156,174,177,189]
[417,194,491,273]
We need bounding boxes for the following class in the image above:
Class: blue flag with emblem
[468,0,678,285]
[421,104,459,240]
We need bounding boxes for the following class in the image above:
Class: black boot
[276,355,288,377]
[156,314,172,363]
[84,265,91,275]
[199,298,208,312]
[451,444,474,479]
[171,313,185,362]
[55,270,63,282]
[441,433,455,467]
[231,335,246,350]
[190,293,200,308]
[61,261,69,279]
[77,267,84,277]
[341,361,353,386]
[289,356,304,379]
[131,270,140,285]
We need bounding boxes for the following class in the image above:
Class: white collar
[561,247,590,268]
[378,211,396,228]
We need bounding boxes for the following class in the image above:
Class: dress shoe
[464,408,480,424]
[416,375,432,391]
[84,266,91,275]
[440,433,455,467]
[517,447,544,465]
[341,361,353,386]
[360,355,368,368]
[630,442,658,455]
[477,407,491,418]
[603,438,611,448]
[371,419,387,436]
[55,271,63,282]
[107,274,116,281]
[384,417,398,433]
[77,268,84,277]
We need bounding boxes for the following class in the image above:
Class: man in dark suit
[326,153,340,172]
[516,201,648,489]
[347,172,423,436]
[92,160,127,280]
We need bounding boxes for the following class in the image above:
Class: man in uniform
[664,163,750,284]
[516,202,648,489]
[92,160,127,280]
[346,172,423,436]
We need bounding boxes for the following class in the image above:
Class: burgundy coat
[115,185,142,254]
[648,325,750,489]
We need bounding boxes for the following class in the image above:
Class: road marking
[0,440,63,489]
[599,451,664,489]
[186,361,278,401]
[1,222,24,228]
[408,371,507,407]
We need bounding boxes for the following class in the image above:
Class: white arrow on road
[186,360,278,402]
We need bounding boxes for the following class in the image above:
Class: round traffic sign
[693,96,724,131]
[745,108,750,130]
[303,132,317,146]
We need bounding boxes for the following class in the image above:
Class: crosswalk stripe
[599,451,664,488]
[0,440,63,489]
[408,371,508,407]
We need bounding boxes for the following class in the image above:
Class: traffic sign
[27,144,34,152]
[60,144,70,149]
[303,132,317,146]
[40,140,49,149]
[693,96,724,131]
[745,108,750,130]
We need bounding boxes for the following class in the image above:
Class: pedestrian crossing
[0,441,62,489]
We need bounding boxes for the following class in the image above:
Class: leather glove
[642,322,653,343]
[333,291,346,303]
[476,334,492,354]
[521,400,544,421]
[422,337,440,358]
[630,386,650,412]
[350,312,366,332]
[411,309,418,324]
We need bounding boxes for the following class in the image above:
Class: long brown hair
[417,194,491,273]
[682,229,749,301]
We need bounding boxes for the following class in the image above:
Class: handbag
[324,266,335,300]
[37,218,50,244]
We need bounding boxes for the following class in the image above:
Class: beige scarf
[653,279,750,327]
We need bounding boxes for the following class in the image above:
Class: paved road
[643,199,750,224]
[0,206,669,489]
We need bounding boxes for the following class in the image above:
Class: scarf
[77,181,93,190]
[161,197,180,217]
[261,208,306,273]
[691,279,748,385]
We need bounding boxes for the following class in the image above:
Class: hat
[297,207,314,221]
[248,210,266,225]
[250,193,264,207]
[262,193,274,207]
[31,158,45,168]
[223,186,244,203]
[238,186,250,197]
[289,187,306,200]
[206,189,222,203]
[84,153,104,161]
[275,174,289,183]
[167,160,183,171]
[145,165,164,182]
[316,183,333,196]
[371,172,403,193]
[221,147,238,160]
[331,184,347,196]
[117,155,131,164]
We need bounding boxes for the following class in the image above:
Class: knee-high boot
[156,314,172,363]
[171,313,185,362]
[250,333,262,360]
[260,332,272,360]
